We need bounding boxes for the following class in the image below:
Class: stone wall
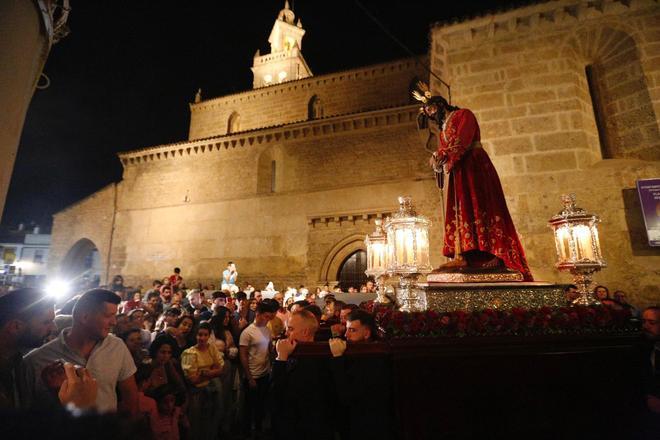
[430,0,660,306]
[74,104,443,290]
[48,184,116,281]
[188,57,427,140]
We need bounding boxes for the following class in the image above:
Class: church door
[337,250,368,292]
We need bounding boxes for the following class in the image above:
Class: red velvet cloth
[437,108,533,281]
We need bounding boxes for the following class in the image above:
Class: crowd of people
[563,284,640,315]
[0,264,658,439]
[0,265,387,439]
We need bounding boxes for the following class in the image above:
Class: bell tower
[251,1,312,88]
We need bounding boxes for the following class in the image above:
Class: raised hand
[58,362,97,410]
[329,338,347,358]
[275,338,297,361]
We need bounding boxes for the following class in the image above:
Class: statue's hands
[429,153,442,171]
[429,153,447,172]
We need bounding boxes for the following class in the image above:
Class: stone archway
[318,234,366,284]
[60,238,102,289]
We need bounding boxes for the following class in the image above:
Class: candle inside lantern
[573,224,595,261]
[404,228,415,265]
[415,228,429,264]
[372,242,387,271]
[556,226,571,262]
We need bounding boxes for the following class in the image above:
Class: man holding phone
[221,261,239,294]
[21,289,137,415]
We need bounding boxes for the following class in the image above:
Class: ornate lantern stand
[384,196,433,312]
[365,218,391,304]
[548,194,607,305]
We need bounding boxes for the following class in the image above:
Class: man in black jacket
[272,309,334,440]
[328,309,392,440]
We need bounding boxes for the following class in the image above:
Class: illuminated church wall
[50,0,660,306]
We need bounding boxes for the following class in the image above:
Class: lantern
[548,194,606,305]
[365,218,391,304]
[384,196,432,312]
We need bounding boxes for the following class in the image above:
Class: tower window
[227,111,240,134]
[308,95,323,120]
[278,71,287,82]
[264,74,272,84]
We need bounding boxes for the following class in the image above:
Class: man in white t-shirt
[21,289,137,414]
[239,301,275,437]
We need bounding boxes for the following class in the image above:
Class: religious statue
[413,82,533,281]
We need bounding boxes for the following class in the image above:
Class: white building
[0,226,51,287]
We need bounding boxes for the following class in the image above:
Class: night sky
[3,0,534,230]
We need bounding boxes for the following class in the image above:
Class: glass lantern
[548,194,607,305]
[384,196,432,312]
[365,219,391,304]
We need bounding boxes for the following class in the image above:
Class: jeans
[242,375,269,434]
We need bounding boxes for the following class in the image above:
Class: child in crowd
[135,365,158,434]
[151,385,184,440]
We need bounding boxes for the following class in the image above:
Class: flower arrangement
[359,301,638,338]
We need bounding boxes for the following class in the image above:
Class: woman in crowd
[147,337,187,402]
[594,285,610,301]
[209,306,239,434]
[181,322,225,440]
[209,306,236,355]
[171,315,195,353]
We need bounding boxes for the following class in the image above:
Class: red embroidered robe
[437,108,533,281]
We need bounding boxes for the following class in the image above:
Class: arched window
[337,250,368,292]
[567,27,658,160]
[257,146,284,194]
[227,111,241,134]
[308,95,323,120]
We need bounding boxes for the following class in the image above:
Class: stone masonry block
[534,131,588,151]
[509,90,557,106]
[511,115,558,135]
[525,151,577,173]
[492,136,534,155]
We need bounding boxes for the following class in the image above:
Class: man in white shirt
[21,289,137,415]
[239,301,275,437]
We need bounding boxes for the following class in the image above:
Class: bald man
[272,310,332,440]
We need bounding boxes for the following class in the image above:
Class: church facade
[49,1,660,306]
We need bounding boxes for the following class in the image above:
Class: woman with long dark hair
[209,306,238,435]
[146,338,186,403]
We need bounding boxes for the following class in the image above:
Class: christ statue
[413,83,533,281]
